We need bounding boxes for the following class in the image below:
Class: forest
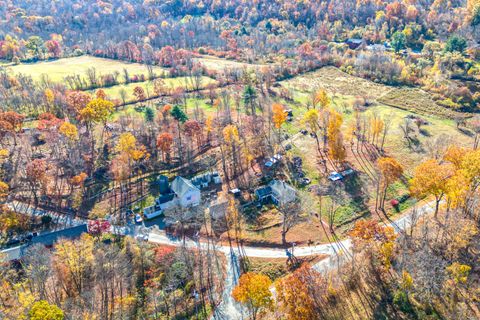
[0,0,479,319]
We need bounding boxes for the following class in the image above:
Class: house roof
[269,180,296,202]
[346,38,363,44]
[255,186,272,198]
[158,193,175,204]
[171,176,200,198]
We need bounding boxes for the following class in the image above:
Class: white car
[134,214,143,224]
[328,172,343,181]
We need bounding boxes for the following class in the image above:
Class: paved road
[2,199,435,320]
[147,201,435,320]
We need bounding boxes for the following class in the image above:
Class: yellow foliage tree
[59,122,78,141]
[409,159,454,216]
[446,262,471,284]
[232,272,273,320]
[53,234,94,297]
[79,98,114,124]
[275,264,323,320]
[44,88,55,106]
[223,124,239,144]
[313,89,329,109]
[116,132,147,162]
[302,109,320,133]
[443,145,467,169]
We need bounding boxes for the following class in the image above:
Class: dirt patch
[222,219,332,248]
[246,255,328,280]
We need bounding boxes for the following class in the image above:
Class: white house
[171,176,201,207]
[269,180,297,206]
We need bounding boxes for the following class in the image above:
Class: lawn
[6,55,167,84]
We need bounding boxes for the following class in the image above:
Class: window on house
[186,196,192,201]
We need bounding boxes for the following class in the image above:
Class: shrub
[393,290,414,314]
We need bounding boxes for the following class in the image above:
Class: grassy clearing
[274,68,475,236]
[194,55,269,71]
[6,55,167,84]
[365,103,474,171]
[378,87,468,119]
[280,66,391,98]
[280,66,468,120]
[94,76,217,103]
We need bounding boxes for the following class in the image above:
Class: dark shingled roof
[255,186,272,198]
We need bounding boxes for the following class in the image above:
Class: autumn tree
[302,109,321,152]
[25,159,48,206]
[156,132,174,162]
[59,122,78,141]
[275,264,324,320]
[232,272,273,320]
[79,98,114,165]
[377,157,404,211]
[327,109,345,165]
[409,159,454,216]
[28,300,64,320]
[272,103,287,129]
[222,124,241,180]
[312,88,330,109]
[133,86,147,101]
[53,233,94,297]
[0,111,25,145]
[350,219,397,270]
[66,91,91,115]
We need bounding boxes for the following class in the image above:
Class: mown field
[6,55,167,84]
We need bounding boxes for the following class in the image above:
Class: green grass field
[6,55,167,84]
[95,76,217,103]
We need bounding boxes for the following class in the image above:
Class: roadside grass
[6,55,167,84]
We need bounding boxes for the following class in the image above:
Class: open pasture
[6,55,166,84]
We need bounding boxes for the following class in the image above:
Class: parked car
[340,169,355,177]
[135,214,144,224]
[328,172,343,181]
[302,178,311,185]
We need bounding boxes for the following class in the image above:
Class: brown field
[281,66,392,98]
[378,87,469,119]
